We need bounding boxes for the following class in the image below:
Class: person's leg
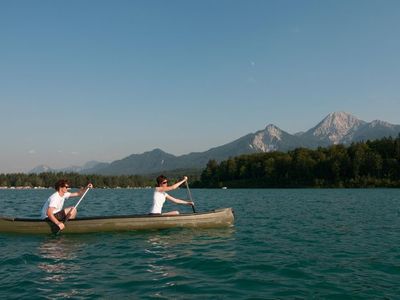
[64,206,77,219]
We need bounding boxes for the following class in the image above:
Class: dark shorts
[53,210,67,222]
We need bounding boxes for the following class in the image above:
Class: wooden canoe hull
[0,208,234,234]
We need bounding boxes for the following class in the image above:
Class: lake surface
[1,188,400,299]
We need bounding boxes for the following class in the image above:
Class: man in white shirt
[41,179,93,231]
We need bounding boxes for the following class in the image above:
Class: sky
[1,0,399,173]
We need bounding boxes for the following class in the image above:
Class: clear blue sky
[1,0,399,173]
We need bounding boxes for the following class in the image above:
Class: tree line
[195,136,400,188]
[0,172,153,188]
[0,170,201,189]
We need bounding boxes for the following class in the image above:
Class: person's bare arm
[158,177,187,192]
[69,183,93,197]
[166,194,194,206]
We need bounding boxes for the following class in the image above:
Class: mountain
[31,112,400,175]
[86,112,399,175]
[64,161,108,173]
[352,120,400,142]
[302,112,366,145]
[29,161,105,174]
[83,149,179,175]
[82,125,308,175]
[29,165,55,174]
[300,112,400,145]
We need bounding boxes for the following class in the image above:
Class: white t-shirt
[41,191,71,219]
[150,190,169,214]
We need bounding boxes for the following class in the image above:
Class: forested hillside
[196,136,400,188]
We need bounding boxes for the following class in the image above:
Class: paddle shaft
[185,181,196,213]
[63,187,91,224]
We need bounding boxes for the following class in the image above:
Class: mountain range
[30,112,400,175]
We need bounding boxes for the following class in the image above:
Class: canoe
[0,208,234,234]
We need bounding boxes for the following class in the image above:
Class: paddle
[56,186,91,234]
[185,181,196,213]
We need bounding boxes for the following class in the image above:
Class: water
[1,188,400,299]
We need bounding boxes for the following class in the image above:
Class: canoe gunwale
[6,208,230,222]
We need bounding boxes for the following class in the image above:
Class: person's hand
[57,222,65,231]
[183,176,188,182]
[187,201,194,206]
[87,183,93,189]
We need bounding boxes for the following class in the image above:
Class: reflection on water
[37,236,85,284]
[144,228,237,292]
[147,227,236,247]
[145,227,236,258]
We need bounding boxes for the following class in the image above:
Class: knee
[66,207,77,218]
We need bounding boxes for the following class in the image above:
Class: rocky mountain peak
[248,124,284,152]
[307,111,366,144]
[264,124,283,140]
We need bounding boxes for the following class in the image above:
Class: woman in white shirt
[149,175,194,215]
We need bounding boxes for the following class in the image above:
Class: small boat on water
[0,208,234,234]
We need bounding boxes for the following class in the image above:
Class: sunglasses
[64,185,70,188]
[161,181,168,184]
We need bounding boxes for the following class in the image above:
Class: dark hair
[156,175,167,187]
[55,179,69,190]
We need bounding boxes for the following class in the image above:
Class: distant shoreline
[0,186,49,190]
[0,186,154,190]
